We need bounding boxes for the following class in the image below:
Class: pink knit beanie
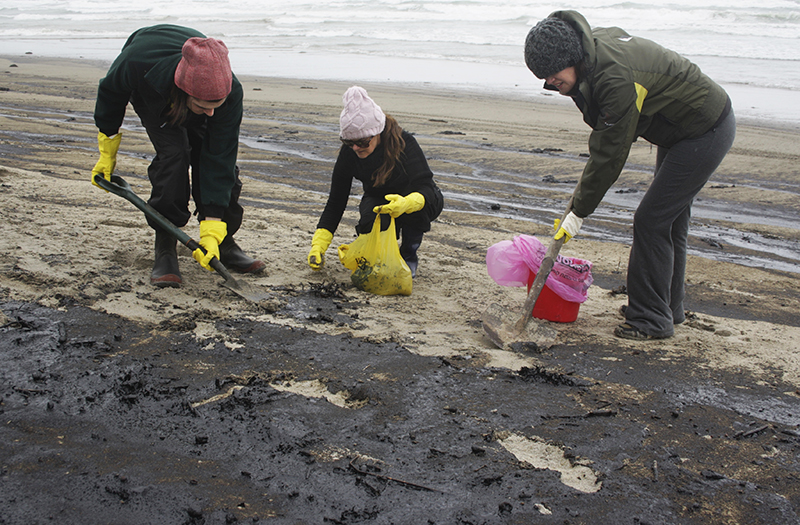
[339,86,386,140]
[174,37,233,101]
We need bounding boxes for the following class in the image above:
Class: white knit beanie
[339,86,386,140]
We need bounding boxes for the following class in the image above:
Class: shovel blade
[208,257,272,303]
[481,302,558,351]
[220,277,273,303]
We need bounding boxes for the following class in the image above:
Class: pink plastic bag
[486,234,593,303]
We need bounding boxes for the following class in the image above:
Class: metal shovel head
[208,258,273,303]
[219,277,273,303]
[481,302,559,352]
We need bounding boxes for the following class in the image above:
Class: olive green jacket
[94,24,243,213]
[547,11,731,218]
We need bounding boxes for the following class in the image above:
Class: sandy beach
[1,54,800,523]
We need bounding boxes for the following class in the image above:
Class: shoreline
[3,50,800,133]
[2,54,799,276]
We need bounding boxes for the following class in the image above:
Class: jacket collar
[144,53,183,98]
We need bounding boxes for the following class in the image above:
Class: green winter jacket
[94,24,243,214]
[547,11,731,218]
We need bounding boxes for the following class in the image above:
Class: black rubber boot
[219,236,266,274]
[150,230,182,288]
[399,229,424,278]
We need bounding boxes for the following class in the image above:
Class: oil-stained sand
[1,55,799,524]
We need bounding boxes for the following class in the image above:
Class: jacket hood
[549,10,596,73]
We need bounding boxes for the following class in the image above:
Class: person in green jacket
[92,25,264,288]
[524,11,735,340]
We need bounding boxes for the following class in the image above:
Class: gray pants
[625,110,736,337]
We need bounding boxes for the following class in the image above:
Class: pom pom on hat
[174,37,233,101]
[339,86,386,140]
[524,17,584,79]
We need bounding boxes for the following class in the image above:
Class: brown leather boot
[219,237,266,274]
[150,230,182,288]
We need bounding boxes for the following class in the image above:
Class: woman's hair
[165,85,226,127]
[373,114,405,187]
[166,84,190,127]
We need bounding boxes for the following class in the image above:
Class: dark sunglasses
[341,136,374,148]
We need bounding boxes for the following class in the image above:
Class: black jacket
[317,131,440,233]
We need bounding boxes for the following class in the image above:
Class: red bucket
[526,272,581,323]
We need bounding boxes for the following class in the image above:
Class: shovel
[93,174,272,303]
[481,205,573,350]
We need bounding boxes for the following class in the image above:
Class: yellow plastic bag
[338,215,413,296]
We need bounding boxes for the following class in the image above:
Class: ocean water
[1,0,799,127]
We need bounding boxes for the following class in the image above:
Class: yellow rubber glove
[373,192,425,218]
[192,220,227,271]
[91,131,122,190]
[308,228,333,270]
[553,211,583,243]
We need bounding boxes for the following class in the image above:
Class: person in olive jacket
[307,86,444,278]
[525,11,735,340]
[92,24,264,288]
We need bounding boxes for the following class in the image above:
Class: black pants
[138,111,243,236]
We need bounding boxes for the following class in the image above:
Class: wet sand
[1,54,800,523]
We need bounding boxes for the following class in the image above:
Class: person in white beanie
[308,86,444,278]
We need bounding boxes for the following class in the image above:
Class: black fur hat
[524,17,584,79]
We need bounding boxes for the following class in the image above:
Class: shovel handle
[514,236,565,332]
[514,200,574,332]
[93,174,236,282]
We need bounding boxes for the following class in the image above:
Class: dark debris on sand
[2,299,799,524]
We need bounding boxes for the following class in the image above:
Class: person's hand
[373,192,425,218]
[553,211,583,243]
[91,131,122,190]
[192,220,227,271]
[308,228,333,270]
